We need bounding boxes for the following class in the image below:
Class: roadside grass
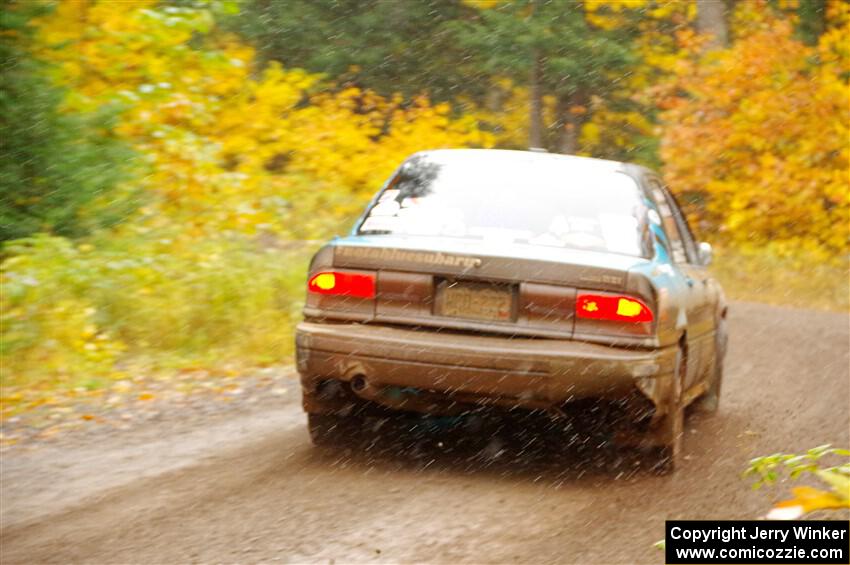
[2,237,847,431]
[1,234,315,421]
[711,248,849,313]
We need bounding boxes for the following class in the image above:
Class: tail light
[308,271,375,299]
[576,293,653,323]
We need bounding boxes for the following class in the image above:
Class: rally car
[295,149,728,471]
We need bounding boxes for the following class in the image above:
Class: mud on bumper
[296,321,679,418]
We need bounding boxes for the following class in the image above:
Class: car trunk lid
[328,236,646,339]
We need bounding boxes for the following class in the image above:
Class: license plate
[437,281,513,322]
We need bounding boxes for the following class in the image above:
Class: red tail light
[308,271,375,299]
[576,293,653,323]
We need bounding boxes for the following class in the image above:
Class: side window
[665,190,699,263]
[648,180,688,263]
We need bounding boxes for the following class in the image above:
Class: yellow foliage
[660,8,849,256]
[580,104,656,161]
[35,0,492,239]
[471,80,558,150]
[7,0,846,415]
[1,238,126,391]
[577,1,696,162]
[1,0,493,409]
[585,0,651,31]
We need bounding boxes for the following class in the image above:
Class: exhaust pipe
[349,374,381,401]
[350,375,368,394]
[346,374,469,416]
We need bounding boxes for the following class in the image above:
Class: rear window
[358,153,649,257]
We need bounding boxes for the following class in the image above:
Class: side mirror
[698,242,713,266]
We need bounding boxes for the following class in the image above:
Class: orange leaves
[660,9,849,257]
[766,469,850,519]
[766,485,848,520]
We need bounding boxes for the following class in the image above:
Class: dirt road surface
[2,301,848,564]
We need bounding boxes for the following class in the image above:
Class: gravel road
[2,301,848,564]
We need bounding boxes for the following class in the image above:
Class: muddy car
[295,149,728,470]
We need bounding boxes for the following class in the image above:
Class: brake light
[576,293,653,323]
[308,271,375,299]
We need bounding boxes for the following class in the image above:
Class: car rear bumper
[295,321,678,415]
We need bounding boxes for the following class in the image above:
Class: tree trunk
[554,92,587,155]
[696,0,730,50]
[528,52,544,149]
[485,83,504,113]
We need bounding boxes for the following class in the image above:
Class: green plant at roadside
[744,445,850,519]
[655,445,850,550]
[1,233,312,414]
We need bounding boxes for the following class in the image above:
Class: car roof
[413,148,642,174]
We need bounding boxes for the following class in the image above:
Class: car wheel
[694,320,726,414]
[651,345,686,474]
[307,413,359,447]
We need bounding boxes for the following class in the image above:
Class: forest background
[1,0,847,418]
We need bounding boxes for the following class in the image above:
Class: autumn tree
[579,0,697,166]
[660,2,849,256]
[31,0,490,238]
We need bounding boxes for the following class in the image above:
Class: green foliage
[450,0,638,152]
[581,97,661,167]
[452,1,636,98]
[1,0,846,422]
[226,0,480,102]
[795,0,827,44]
[744,445,850,519]
[0,0,490,415]
[745,445,850,488]
[1,233,312,393]
[0,1,137,241]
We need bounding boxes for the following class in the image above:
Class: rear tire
[307,413,360,447]
[650,345,686,474]
[695,320,726,414]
